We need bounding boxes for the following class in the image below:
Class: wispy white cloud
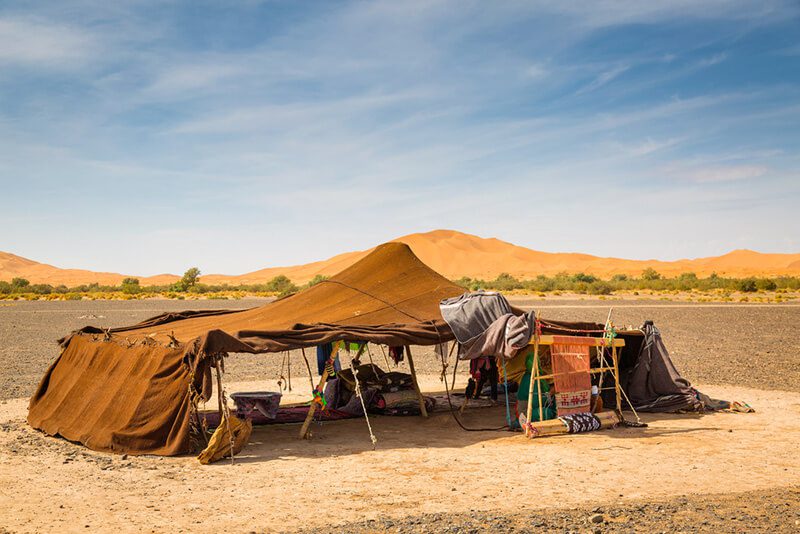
[0,17,94,67]
[575,64,630,95]
[697,52,728,67]
[686,165,768,183]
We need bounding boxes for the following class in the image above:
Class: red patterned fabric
[551,336,592,415]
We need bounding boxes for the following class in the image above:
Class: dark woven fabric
[560,413,601,433]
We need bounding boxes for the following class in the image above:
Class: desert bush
[306,275,329,288]
[737,278,758,292]
[588,281,613,295]
[266,275,298,297]
[641,268,662,281]
[11,277,30,288]
[121,277,140,294]
[756,278,777,291]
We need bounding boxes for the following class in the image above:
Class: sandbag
[197,415,252,464]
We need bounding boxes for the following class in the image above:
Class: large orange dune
[2,229,799,286]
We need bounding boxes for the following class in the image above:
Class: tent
[27,243,465,455]
[27,242,703,456]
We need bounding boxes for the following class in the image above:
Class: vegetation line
[1,267,798,302]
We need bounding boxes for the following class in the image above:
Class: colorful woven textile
[551,336,593,416]
[559,412,601,433]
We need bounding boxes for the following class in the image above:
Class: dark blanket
[622,322,704,413]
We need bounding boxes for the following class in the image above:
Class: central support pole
[299,341,341,439]
[405,345,428,418]
[525,311,540,435]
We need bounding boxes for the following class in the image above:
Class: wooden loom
[524,326,626,438]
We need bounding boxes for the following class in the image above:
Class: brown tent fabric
[28,243,465,455]
[99,242,464,348]
[28,334,202,455]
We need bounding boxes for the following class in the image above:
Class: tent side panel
[27,335,196,455]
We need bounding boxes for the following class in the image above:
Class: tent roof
[99,242,465,351]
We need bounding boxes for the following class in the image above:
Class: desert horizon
[3,229,800,287]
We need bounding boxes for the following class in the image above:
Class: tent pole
[612,344,622,418]
[299,342,341,439]
[405,345,428,418]
[450,345,460,391]
[525,311,540,435]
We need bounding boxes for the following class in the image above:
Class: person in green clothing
[516,349,556,427]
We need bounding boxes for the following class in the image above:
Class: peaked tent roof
[83,242,466,351]
[28,242,466,455]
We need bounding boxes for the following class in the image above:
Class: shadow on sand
[213,388,720,465]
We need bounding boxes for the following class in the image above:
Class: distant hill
[2,229,799,286]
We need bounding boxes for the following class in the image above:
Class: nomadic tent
[28,242,703,456]
[27,243,465,455]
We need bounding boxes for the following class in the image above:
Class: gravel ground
[2,298,799,533]
[290,486,800,533]
[1,298,799,400]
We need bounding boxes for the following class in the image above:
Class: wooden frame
[524,333,625,436]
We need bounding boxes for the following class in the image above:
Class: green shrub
[756,278,777,291]
[588,281,613,295]
[738,278,758,292]
[641,268,662,281]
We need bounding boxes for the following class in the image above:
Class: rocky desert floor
[1,298,799,533]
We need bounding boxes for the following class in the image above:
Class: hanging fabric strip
[551,336,593,416]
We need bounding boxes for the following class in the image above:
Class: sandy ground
[1,377,799,533]
[2,299,800,532]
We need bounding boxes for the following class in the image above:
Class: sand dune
[2,229,799,286]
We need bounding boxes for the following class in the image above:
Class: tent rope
[317,279,425,323]
[501,356,513,428]
[349,358,377,449]
[300,347,315,392]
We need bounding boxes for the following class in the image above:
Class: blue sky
[1,1,798,276]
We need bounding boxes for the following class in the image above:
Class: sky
[1,1,799,276]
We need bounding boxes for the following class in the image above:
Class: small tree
[175,268,201,291]
[572,272,598,283]
[641,268,662,281]
[267,275,298,297]
[11,277,30,289]
[121,277,140,294]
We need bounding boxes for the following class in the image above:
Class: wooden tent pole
[535,348,544,423]
[612,344,622,417]
[405,345,428,418]
[525,310,540,434]
[299,342,341,439]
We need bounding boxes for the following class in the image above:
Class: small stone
[590,514,604,524]
[121,454,128,460]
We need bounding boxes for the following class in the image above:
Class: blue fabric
[316,343,341,376]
